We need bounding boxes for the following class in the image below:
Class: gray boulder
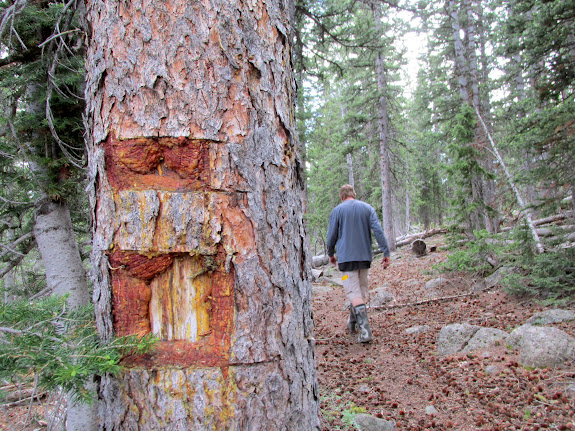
[437,323,480,356]
[525,309,575,326]
[484,266,516,289]
[370,286,395,307]
[463,327,509,353]
[425,278,444,290]
[514,326,575,368]
[507,324,534,349]
[311,268,323,282]
[354,414,396,431]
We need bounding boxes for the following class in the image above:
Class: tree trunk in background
[34,200,99,431]
[405,157,411,233]
[449,0,498,233]
[449,0,470,104]
[85,0,319,429]
[3,220,18,303]
[341,105,355,187]
[475,1,491,117]
[25,82,97,431]
[33,200,91,308]
[371,4,396,251]
[464,0,480,111]
[465,0,497,233]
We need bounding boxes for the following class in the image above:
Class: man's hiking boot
[347,305,358,334]
[353,304,373,343]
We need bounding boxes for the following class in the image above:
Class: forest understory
[313,236,575,431]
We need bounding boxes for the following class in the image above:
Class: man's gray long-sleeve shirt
[326,199,390,263]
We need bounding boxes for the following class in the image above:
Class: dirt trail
[313,237,575,430]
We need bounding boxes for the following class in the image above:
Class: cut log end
[412,239,427,257]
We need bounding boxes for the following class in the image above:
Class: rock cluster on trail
[437,309,575,368]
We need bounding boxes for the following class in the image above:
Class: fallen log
[311,268,323,281]
[500,212,574,232]
[311,255,329,268]
[535,225,575,237]
[545,232,575,243]
[395,228,447,248]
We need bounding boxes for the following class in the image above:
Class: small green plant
[523,408,532,420]
[320,391,344,426]
[342,403,367,428]
[320,390,369,431]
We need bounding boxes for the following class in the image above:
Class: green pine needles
[0,295,156,403]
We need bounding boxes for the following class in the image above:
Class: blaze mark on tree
[104,135,211,191]
[105,136,242,367]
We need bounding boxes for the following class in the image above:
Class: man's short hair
[339,184,356,200]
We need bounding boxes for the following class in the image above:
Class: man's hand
[382,256,390,269]
[329,255,337,266]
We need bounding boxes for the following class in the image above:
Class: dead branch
[29,285,53,301]
[1,392,45,408]
[0,231,34,259]
[372,290,478,311]
[0,241,35,279]
[0,0,29,42]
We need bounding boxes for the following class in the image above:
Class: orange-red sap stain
[104,134,211,191]
[122,264,235,367]
[109,248,236,367]
[112,274,152,337]
[109,251,175,281]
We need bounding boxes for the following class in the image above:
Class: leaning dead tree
[85,0,319,429]
[475,108,545,254]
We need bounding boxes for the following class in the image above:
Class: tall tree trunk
[34,200,91,308]
[405,158,411,233]
[464,0,480,111]
[25,81,97,431]
[448,0,470,104]
[371,4,396,251]
[85,0,319,429]
[34,200,99,431]
[475,0,491,116]
[2,223,17,303]
[465,0,497,233]
[340,105,355,186]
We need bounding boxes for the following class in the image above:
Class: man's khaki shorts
[341,269,370,303]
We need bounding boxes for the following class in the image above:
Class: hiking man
[327,184,391,343]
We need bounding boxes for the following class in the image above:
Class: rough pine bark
[84,0,319,429]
